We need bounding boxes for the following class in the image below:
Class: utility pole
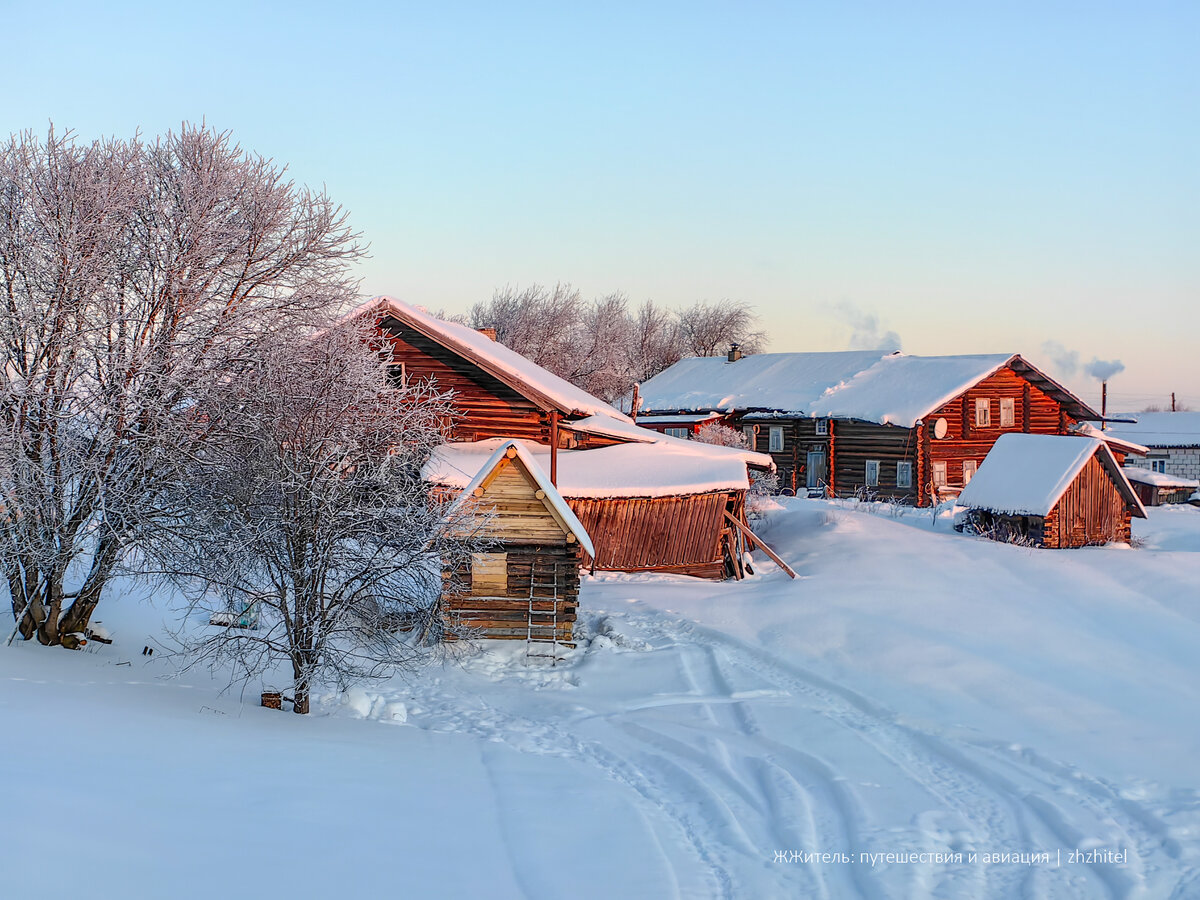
[1172,392,1177,412]
[1101,381,1107,430]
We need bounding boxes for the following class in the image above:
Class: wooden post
[630,384,640,421]
[1101,382,1107,429]
[549,410,559,486]
[1172,392,1176,412]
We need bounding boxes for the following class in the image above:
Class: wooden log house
[442,441,593,644]
[955,434,1146,547]
[637,349,1101,506]
[346,298,777,579]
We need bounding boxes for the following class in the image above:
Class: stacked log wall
[444,543,581,641]
[830,422,918,500]
[734,416,829,493]
[382,322,552,442]
[925,366,1076,497]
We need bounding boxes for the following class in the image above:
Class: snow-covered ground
[3,499,1199,899]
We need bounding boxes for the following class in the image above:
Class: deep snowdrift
[2,500,1198,899]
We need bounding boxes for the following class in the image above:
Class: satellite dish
[933,418,949,439]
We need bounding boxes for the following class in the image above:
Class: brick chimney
[477,327,497,341]
[727,342,743,362]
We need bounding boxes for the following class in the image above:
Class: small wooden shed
[955,434,1146,548]
[443,441,594,645]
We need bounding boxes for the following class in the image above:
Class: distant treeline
[462,283,765,405]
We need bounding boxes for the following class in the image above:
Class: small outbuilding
[955,434,1146,548]
[442,441,594,646]
[1122,466,1200,507]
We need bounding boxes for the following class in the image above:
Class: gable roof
[425,437,758,502]
[1104,412,1200,449]
[354,296,628,421]
[447,440,595,558]
[639,351,1099,427]
[956,433,1146,518]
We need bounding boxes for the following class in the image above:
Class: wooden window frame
[963,459,977,483]
[975,398,991,427]
[865,459,880,486]
[664,427,690,439]
[815,418,829,436]
[896,461,912,488]
[932,461,948,487]
[768,426,784,453]
[999,398,1015,428]
[743,425,756,447]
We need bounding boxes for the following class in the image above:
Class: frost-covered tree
[468,287,765,404]
[676,299,765,358]
[154,319,477,714]
[0,125,362,647]
[694,422,749,448]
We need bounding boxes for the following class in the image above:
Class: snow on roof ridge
[448,440,595,557]
[347,296,633,426]
[639,349,1028,427]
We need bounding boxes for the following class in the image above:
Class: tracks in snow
[404,606,1195,899]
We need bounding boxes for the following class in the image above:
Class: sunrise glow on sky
[7,1,1197,410]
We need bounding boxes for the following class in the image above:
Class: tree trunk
[292,656,310,715]
[58,532,120,637]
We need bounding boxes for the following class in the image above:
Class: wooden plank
[723,511,797,578]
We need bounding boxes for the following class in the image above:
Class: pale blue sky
[6,1,1197,409]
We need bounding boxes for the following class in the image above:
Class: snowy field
[3,499,1199,899]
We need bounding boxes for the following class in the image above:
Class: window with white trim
[896,461,912,488]
[999,398,1015,427]
[932,461,947,487]
[865,459,880,486]
[1152,459,1167,473]
[743,425,756,447]
[665,427,690,439]
[769,426,784,453]
[975,398,991,427]
[963,459,977,483]
[815,418,829,435]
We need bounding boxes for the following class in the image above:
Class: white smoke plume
[1040,340,1080,375]
[831,301,901,352]
[1041,341,1123,383]
[1085,358,1125,382]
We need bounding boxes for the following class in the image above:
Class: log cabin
[637,349,1101,505]
[345,298,778,578]
[955,434,1146,547]
[442,441,593,644]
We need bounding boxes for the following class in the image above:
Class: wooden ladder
[526,563,562,665]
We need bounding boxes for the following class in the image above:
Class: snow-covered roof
[956,434,1145,518]
[638,350,888,417]
[448,440,595,557]
[639,351,1096,428]
[1122,467,1200,490]
[424,438,757,500]
[1104,412,1200,449]
[807,353,1015,427]
[1071,422,1148,457]
[634,413,723,425]
[348,297,630,425]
